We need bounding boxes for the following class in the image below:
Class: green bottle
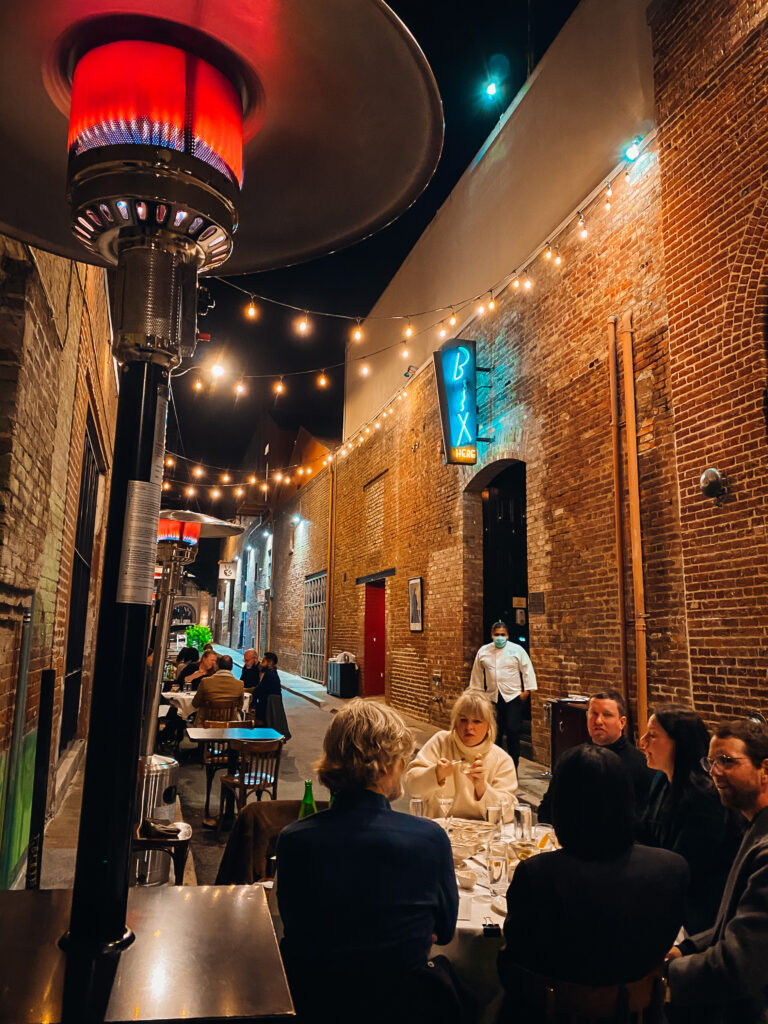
[298,780,317,819]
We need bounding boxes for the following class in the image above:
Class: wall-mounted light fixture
[700,467,728,506]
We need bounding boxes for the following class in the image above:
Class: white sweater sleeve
[476,750,519,815]
[469,650,485,691]
[404,732,449,799]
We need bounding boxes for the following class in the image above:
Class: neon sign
[433,339,478,465]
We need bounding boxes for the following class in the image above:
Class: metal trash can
[133,753,179,886]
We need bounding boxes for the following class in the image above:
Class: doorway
[364,581,385,696]
[482,462,529,650]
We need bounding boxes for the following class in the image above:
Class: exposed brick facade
[0,236,116,873]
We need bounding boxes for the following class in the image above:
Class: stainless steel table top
[187,727,283,742]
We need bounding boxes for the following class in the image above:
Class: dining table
[186,726,283,743]
[161,690,252,720]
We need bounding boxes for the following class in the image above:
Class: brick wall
[0,236,116,863]
[648,0,768,721]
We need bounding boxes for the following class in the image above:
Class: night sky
[167,0,580,476]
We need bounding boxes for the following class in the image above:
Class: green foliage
[185,624,212,652]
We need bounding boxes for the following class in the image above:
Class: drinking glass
[409,797,425,817]
[437,795,453,831]
[487,841,508,896]
[486,804,503,838]
[514,804,533,842]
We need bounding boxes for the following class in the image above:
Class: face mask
[493,636,507,649]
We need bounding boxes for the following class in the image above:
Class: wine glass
[437,795,453,832]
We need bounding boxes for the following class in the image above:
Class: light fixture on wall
[700,467,728,506]
[404,364,418,378]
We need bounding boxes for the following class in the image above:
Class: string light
[513,275,520,289]
[449,309,456,326]
[275,472,283,483]
[235,487,245,497]
[186,486,196,497]
[297,312,309,334]
[352,319,363,342]
[625,137,641,161]
[211,489,221,499]
[165,457,175,467]
[193,467,204,478]
[488,295,495,311]
[554,247,562,266]
[211,363,225,378]
[194,380,203,391]
[246,295,258,319]
[374,421,381,429]
[476,301,485,315]
[404,322,413,338]
[222,473,230,483]
[439,327,447,338]
[545,243,552,259]
[524,274,533,291]
[318,371,328,387]
[235,382,246,395]
[284,476,291,484]
[275,377,285,394]
[297,467,304,476]
[162,481,171,491]
[260,483,268,492]
[605,180,613,211]
[306,467,312,475]
[578,212,587,239]
[401,347,409,359]
[361,364,370,376]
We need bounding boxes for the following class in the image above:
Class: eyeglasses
[700,755,750,772]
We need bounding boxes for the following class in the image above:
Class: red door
[364,582,385,696]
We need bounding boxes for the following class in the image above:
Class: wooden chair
[199,705,240,820]
[503,963,666,1024]
[131,820,193,885]
[217,739,283,837]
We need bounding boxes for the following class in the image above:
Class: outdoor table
[161,691,251,720]
[186,726,283,742]
[0,885,293,1023]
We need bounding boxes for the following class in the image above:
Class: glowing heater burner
[157,518,201,546]
[68,40,243,187]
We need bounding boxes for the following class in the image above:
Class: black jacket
[638,772,744,934]
[499,843,689,990]
[538,735,654,823]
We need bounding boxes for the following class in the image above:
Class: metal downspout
[619,311,649,730]
[608,317,629,712]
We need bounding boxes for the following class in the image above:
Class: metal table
[187,727,283,742]
[0,885,294,1022]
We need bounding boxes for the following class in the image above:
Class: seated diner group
[275,690,768,1024]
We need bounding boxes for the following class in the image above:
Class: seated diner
[404,691,518,820]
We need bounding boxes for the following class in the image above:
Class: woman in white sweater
[405,691,518,820]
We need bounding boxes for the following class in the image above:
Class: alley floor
[39,660,549,888]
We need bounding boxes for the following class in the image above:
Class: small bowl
[451,843,472,862]
[456,868,477,890]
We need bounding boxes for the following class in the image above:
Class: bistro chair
[215,798,329,884]
[131,819,193,886]
[217,739,283,837]
[502,963,666,1024]
[199,705,241,820]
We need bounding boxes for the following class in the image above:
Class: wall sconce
[699,467,728,506]
[404,364,418,379]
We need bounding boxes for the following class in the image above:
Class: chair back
[506,964,665,1024]
[199,701,239,723]
[200,706,240,766]
[231,739,283,800]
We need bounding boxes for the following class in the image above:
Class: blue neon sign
[433,339,477,464]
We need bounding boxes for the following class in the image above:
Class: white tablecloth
[161,691,251,720]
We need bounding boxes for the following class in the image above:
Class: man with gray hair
[277,699,460,1023]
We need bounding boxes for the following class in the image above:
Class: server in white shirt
[469,620,536,769]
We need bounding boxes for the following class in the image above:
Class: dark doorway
[363,581,385,696]
[59,413,102,757]
[482,462,529,650]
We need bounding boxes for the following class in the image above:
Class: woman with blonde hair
[405,691,518,819]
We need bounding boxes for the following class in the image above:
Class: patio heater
[0,0,441,1011]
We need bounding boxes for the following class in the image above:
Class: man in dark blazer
[538,689,654,822]
[667,718,768,1024]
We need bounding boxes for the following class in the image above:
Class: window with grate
[301,571,327,683]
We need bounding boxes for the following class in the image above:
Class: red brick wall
[649,0,768,722]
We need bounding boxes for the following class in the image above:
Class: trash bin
[326,661,358,698]
[133,753,179,886]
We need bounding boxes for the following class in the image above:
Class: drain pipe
[619,311,649,731]
[607,317,629,711]
[324,458,335,671]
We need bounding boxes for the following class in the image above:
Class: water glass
[437,796,453,824]
[486,804,503,838]
[514,804,533,842]
[487,841,508,896]
[409,797,425,817]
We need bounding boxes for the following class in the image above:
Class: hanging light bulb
[306,467,312,475]
[488,294,495,311]
[275,378,285,394]
[361,364,370,376]
[186,486,196,497]
[222,473,231,483]
[284,476,291,484]
[554,247,562,266]
[194,380,203,391]
[513,275,520,289]
[545,243,552,259]
[246,296,258,319]
[404,321,413,338]
[318,371,328,388]
[365,427,371,435]
[374,421,381,429]
[449,309,456,327]
[401,346,409,359]
[193,467,204,478]
[388,407,394,414]
[439,327,447,339]
[297,467,304,476]
[162,481,171,491]
[165,457,175,467]
[260,483,268,492]
[476,302,485,316]
[578,212,587,239]
[235,487,245,497]
[327,454,333,462]
[606,180,613,198]
[297,312,309,334]
[235,381,246,395]
[352,319,363,342]
[524,274,533,290]
[249,475,257,485]
[211,363,225,378]
[211,489,221,499]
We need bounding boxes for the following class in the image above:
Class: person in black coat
[498,744,689,1019]
[638,706,744,935]
[538,689,654,823]
[240,647,261,687]
[251,651,282,722]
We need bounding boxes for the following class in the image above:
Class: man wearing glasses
[666,718,768,1023]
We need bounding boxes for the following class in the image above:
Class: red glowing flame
[68,41,244,187]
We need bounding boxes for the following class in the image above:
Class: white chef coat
[469,640,537,703]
